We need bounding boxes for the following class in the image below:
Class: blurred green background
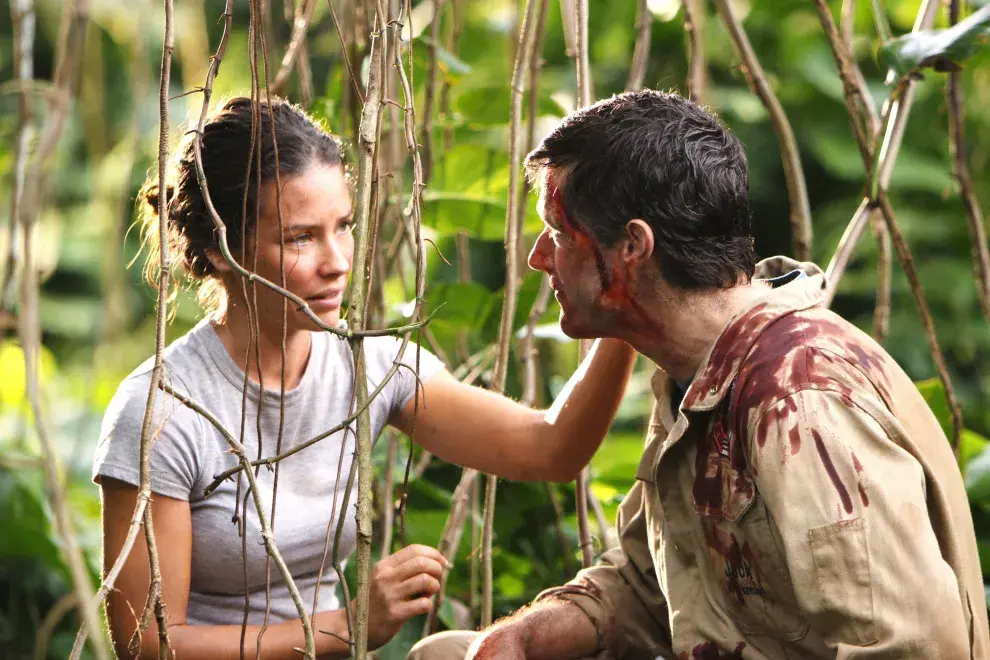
[2,0,989,656]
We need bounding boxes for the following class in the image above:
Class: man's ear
[622,219,655,266]
[205,248,233,273]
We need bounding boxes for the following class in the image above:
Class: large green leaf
[915,378,990,468]
[879,6,990,82]
[0,470,66,573]
[453,86,567,126]
[424,281,495,331]
[966,447,990,502]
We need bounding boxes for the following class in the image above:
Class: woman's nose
[318,237,351,278]
[528,230,552,272]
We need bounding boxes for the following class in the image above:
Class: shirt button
[709,386,717,395]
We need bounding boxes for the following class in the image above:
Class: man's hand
[466,600,599,660]
[361,544,446,650]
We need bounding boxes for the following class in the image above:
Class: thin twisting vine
[814,0,964,454]
[714,0,812,262]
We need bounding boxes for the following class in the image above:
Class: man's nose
[528,230,552,272]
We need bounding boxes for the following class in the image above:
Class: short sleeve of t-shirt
[92,362,205,501]
[363,336,446,418]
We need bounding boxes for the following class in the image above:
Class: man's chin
[558,311,600,341]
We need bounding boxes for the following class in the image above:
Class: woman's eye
[288,233,312,245]
[337,220,354,235]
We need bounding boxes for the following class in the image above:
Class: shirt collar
[676,257,827,412]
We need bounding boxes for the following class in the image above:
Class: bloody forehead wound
[547,170,571,231]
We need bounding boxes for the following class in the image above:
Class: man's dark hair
[525,89,755,289]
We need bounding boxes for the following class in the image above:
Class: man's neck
[213,304,313,391]
[617,280,771,383]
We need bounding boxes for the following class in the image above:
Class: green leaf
[879,6,990,82]
[425,282,495,331]
[371,616,428,660]
[916,378,953,438]
[415,37,473,77]
[966,447,990,501]
[453,86,567,126]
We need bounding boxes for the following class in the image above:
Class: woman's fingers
[394,572,442,600]
[390,596,434,622]
[384,544,447,569]
[389,552,445,584]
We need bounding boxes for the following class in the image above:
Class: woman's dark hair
[139,96,344,315]
[525,89,755,290]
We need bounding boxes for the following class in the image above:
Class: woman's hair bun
[142,181,175,215]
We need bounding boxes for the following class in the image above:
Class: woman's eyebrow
[281,222,318,233]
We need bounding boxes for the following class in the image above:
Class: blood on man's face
[528,174,620,339]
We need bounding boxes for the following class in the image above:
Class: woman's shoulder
[107,320,218,413]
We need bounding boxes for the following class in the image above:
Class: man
[409,90,989,658]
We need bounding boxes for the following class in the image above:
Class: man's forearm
[468,600,600,660]
[542,338,637,478]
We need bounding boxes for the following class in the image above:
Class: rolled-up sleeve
[751,389,970,657]
[534,479,673,659]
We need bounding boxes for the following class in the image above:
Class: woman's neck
[212,308,313,392]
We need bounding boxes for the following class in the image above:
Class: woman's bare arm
[393,338,636,482]
[101,477,353,659]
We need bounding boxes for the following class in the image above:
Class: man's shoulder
[731,306,898,416]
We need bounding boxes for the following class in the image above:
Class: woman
[95,97,634,659]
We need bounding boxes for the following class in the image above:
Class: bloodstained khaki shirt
[536,257,989,659]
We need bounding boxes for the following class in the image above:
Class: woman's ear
[622,219,655,266]
[204,248,233,273]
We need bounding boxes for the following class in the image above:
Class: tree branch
[15,1,107,658]
[814,0,961,450]
[812,0,890,338]
[1,0,36,313]
[327,0,364,104]
[575,469,595,567]
[127,3,176,656]
[871,0,940,198]
[420,0,445,184]
[876,192,964,453]
[575,0,592,106]
[946,0,990,324]
[349,3,388,656]
[271,0,317,93]
[681,0,706,104]
[480,0,542,628]
[162,384,318,657]
[714,0,812,261]
[626,0,652,92]
[34,593,77,660]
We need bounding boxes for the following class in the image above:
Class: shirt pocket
[695,461,809,641]
[807,518,877,645]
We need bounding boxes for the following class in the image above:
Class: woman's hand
[362,544,447,650]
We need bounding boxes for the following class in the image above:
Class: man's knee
[406,630,479,660]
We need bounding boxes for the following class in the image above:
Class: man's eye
[337,220,354,235]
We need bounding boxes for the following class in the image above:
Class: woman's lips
[307,290,343,310]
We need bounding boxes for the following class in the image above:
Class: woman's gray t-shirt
[93,319,444,625]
